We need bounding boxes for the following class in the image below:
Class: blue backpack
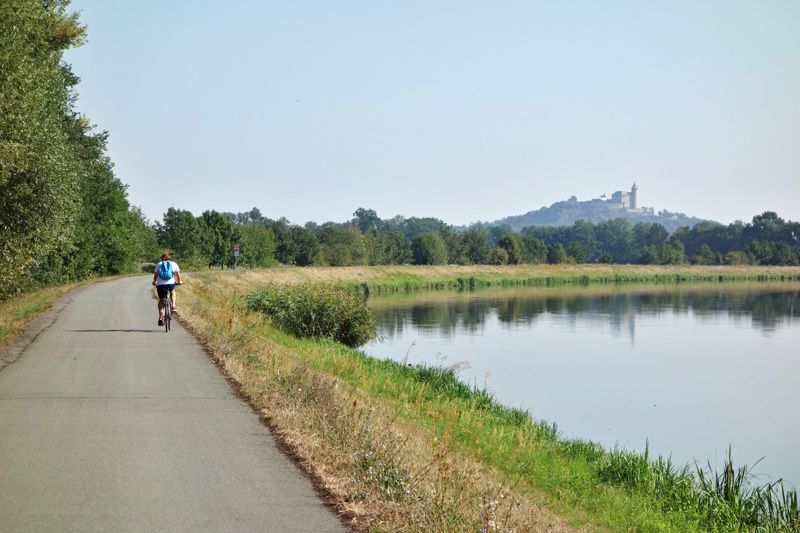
[158,261,174,280]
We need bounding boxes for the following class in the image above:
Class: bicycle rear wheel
[164,297,171,332]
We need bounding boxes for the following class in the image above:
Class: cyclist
[152,253,182,326]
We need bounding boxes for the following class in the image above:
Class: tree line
[154,207,800,269]
[1,1,157,300]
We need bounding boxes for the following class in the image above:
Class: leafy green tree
[157,208,207,266]
[547,242,567,264]
[201,210,236,268]
[269,218,295,265]
[599,251,613,264]
[439,226,465,265]
[461,223,492,264]
[238,222,276,267]
[571,220,598,258]
[362,228,411,265]
[1,2,158,296]
[497,234,522,264]
[660,241,687,264]
[68,124,145,276]
[745,212,787,243]
[0,0,87,297]
[319,225,365,266]
[690,244,717,265]
[411,232,448,265]
[352,207,381,233]
[519,234,547,264]
[488,224,513,247]
[633,222,668,257]
[383,229,413,264]
[291,225,321,266]
[128,206,160,263]
[595,218,634,264]
[745,239,799,266]
[640,242,687,265]
[639,246,659,265]
[566,241,589,264]
[400,217,449,240]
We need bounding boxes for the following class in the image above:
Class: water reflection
[364,281,800,487]
[369,282,800,342]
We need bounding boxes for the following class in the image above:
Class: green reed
[596,444,800,531]
[243,284,377,348]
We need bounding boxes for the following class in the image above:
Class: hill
[488,196,706,233]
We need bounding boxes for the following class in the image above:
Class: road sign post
[233,243,240,273]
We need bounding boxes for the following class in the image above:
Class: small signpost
[233,243,240,273]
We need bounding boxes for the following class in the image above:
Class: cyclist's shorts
[156,284,176,299]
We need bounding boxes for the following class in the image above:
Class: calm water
[363,282,800,487]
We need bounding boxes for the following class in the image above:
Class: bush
[244,285,377,348]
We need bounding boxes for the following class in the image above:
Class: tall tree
[201,210,236,268]
[352,207,381,233]
[547,242,567,264]
[238,222,276,267]
[156,208,206,265]
[0,0,87,297]
[411,232,448,265]
[497,234,522,265]
[461,223,492,265]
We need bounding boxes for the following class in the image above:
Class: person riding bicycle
[152,253,182,326]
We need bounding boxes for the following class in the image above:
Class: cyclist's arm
[175,271,182,285]
[152,271,158,285]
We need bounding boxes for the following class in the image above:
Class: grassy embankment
[0,284,82,347]
[177,264,800,532]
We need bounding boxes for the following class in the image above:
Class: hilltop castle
[593,183,639,210]
[612,182,637,209]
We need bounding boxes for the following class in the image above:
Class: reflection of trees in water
[371,287,800,338]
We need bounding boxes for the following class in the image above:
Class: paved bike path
[0,277,345,532]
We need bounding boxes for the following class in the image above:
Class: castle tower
[630,182,638,209]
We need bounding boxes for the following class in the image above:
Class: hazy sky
[64,1,800,227]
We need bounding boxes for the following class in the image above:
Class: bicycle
[160,293,172,332]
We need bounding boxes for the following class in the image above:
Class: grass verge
[178,265,800,532]
[0,283,82,347]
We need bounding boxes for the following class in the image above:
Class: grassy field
[175,264,800,532]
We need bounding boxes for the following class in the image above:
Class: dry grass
[0,283,81,347]
[188,263,800,293]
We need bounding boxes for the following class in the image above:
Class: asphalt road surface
[0,277,346,532]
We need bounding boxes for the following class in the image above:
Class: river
[363,281,800,487]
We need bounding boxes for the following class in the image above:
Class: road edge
[0,285,91,372]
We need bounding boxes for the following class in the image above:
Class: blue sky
[65,1,800,227]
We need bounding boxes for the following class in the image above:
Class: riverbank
[193,263,800,294]
[177,265,800,532]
